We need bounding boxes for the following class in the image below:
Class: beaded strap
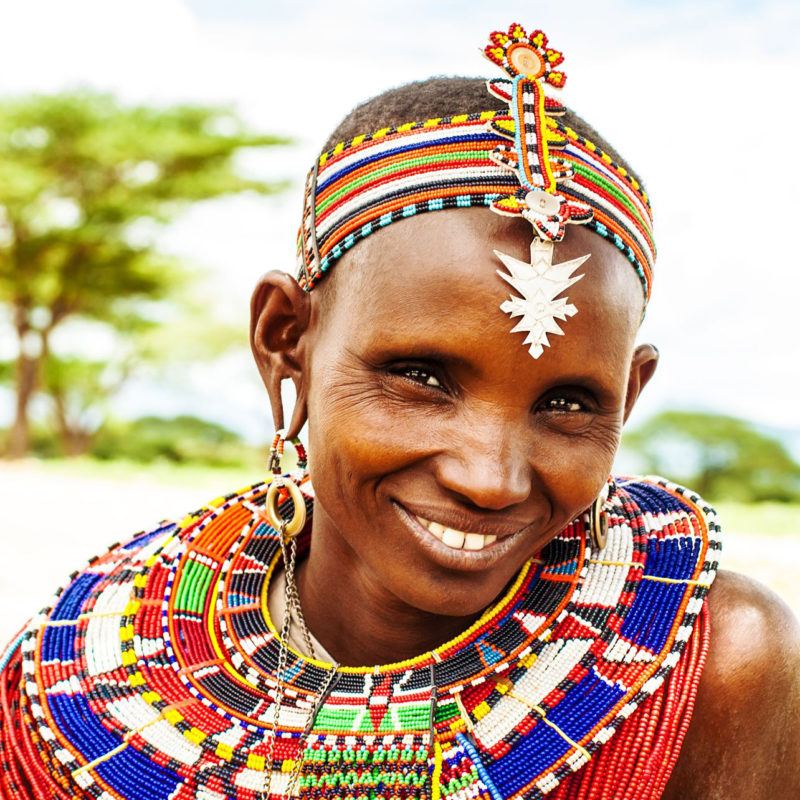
[297,117,654,298]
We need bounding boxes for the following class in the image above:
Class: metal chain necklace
[262,526,339,799]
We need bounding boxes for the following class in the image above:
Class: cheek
[306,359,439,482]
[532,420,622,519]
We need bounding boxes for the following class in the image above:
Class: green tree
[91,414,255,467]
[624,410,800,502]
[40,355,127,456]
[0,298,251,457]
[0,91,288,457]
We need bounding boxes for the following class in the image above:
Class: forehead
[316,208,643,371]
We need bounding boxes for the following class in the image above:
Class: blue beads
[456,733,505,800]
[42,573,101,662]
[49,695,181,800]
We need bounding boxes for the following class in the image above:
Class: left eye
[543,396,585,413]
[401,367,443,388]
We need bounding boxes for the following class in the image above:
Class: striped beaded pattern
[0,476,719,799]
[296,116,654,299]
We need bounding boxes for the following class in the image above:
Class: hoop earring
[263,429,308,539]
[589,481,611,551]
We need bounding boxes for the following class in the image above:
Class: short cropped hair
[321,76,644,192]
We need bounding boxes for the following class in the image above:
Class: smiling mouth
[392,498,532,559]
[392,501,534,571]
[413,515,498,551]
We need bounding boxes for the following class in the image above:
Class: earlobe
[623,344,659,422]
[250,270,312,437]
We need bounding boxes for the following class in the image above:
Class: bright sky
[0,0,798,442]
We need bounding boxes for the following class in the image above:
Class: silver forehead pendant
[492,188,591,359]
[495,236,589,360]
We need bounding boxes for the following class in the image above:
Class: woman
[1,22,798,800]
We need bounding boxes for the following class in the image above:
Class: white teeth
[442,528,466,549]
[413,515,498,552]
[463,533,484,551]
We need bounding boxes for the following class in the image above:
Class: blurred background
[1,0,798,644]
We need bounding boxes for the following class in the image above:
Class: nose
[434,422,533,511]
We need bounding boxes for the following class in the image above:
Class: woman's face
[298,208,654,617]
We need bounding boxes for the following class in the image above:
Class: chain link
[281,535,318,660]
[261,521,337,800]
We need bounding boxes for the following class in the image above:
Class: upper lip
[394,501,533,539]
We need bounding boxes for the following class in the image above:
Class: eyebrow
[360,343,478,374]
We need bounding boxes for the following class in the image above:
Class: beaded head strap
[481,24,594,358]
[297,23,655,356]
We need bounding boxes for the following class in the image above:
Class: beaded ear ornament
[261,429,308,539]
[484,23,594,359]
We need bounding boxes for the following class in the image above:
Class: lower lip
[392,501,525,572]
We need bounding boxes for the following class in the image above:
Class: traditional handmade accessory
[252,430,339,798]
[589,480,612,551]
[262,430,308,539]
[0,474,720,800]
[482,26,593,359]
[297,24,655,359]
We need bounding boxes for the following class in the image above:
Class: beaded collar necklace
[2,474,720,800]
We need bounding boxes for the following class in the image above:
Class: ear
[623,344,659,423]
[250,270,312,439]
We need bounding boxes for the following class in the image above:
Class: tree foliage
[91,415,253,467]
[0,91,289,456]
[623,410,800,502]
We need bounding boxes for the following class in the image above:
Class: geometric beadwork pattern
[0,476,721,800]
[297,113,656,301]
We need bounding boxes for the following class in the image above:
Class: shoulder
[702,570,800,715]
[665,570,800,799]
[706,569,800,666]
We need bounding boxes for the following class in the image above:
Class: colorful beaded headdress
[297,24,655,357]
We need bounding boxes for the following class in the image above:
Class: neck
[296,517,482,667]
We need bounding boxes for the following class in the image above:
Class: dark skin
[251,208,800,798]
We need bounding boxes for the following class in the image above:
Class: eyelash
[390,365,590,413]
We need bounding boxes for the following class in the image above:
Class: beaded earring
[262,429,308,538]
[589,481,611,551]
[260,428,317,660]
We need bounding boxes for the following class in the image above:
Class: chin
[391,574,509,619]
[353,527,525,621]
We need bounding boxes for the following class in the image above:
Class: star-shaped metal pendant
[496,238,590,359]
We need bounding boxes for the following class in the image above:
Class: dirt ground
[1,461,798,648]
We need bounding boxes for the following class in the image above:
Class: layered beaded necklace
[0,474,720,800]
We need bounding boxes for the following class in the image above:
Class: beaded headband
[297,24,655,357]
